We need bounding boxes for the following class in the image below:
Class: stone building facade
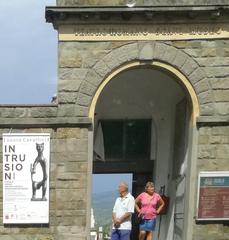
[0,1,229,240]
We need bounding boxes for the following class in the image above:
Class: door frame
[87,61,200,240]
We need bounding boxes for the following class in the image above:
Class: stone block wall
[198,126,229,170]
[171,40,229,116]
[0,106,57,119]
[194,126,229,240]
[57,39,229,118]
[0,126,88,240]
[57,39,229,239]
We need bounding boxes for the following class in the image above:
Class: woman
[135,182,165,240]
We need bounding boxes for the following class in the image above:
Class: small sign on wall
[2,133,50,224]
[197,171,229,221]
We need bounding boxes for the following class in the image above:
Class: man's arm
[116,212,132,224]
[112,212,117,224]
[112,199,118,225]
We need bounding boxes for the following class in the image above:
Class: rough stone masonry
[0,1,229,240]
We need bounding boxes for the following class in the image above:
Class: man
[112,182,135,240]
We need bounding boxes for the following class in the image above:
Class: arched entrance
[88,61,199,240]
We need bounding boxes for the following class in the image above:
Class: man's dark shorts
[111,229,131,240]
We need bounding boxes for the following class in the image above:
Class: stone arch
[76,42,214,117]
[82,42,206,240]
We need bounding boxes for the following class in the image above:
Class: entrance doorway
[90,65,195,240]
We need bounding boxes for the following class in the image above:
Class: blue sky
[93,174,133,194]
[0,0,57,104]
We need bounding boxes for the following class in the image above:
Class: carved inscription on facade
[59,23,229,41]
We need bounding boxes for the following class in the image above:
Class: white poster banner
[2,133,50,224]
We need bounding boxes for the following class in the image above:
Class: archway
[88,61,199,240]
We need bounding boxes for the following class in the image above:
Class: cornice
[46,5,229,28]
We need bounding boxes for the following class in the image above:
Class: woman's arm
[156,197,165,214]
[135,197,141,215]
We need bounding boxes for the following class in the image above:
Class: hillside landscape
[92,191,118,232]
